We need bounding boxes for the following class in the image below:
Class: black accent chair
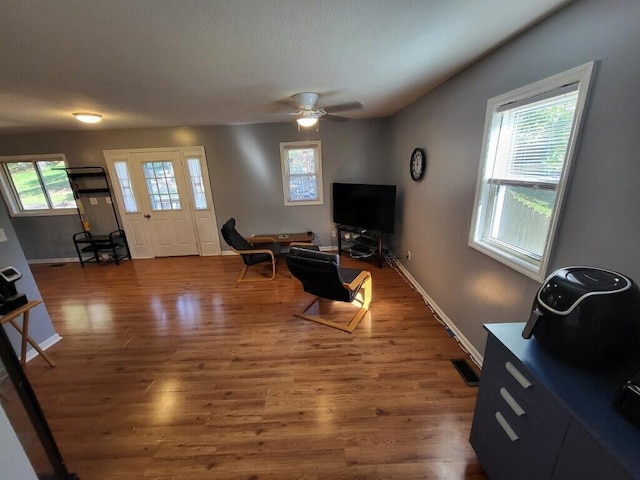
[220,218,282,282]
[286,247,372,332]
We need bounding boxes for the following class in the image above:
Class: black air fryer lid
[537,267,631,315]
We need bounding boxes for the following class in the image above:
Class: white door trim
[103,146,221,259]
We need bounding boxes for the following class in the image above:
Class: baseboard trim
[391,258,484,368]
[25,333,63,363]
[28,257,78,265]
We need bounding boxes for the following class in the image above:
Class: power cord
[383,250,480,368]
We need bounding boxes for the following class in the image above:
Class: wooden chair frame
[230,235,279,282]
[294,270,372,333]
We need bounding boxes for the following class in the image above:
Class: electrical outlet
[89,197,98,205]
[407,250,411,260]
[0,228,7,242]
[331,229,336,238]
[106,197,112,204]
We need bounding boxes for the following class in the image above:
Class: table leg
[8,318,56,367]
[21,310,29,364]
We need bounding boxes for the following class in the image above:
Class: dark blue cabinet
[470,323,640,480]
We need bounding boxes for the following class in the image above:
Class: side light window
[113,161,139,213]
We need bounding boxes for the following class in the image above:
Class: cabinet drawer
[471,368,562,480]
[484,334,570,441]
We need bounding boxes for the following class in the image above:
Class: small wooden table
[0,300,56,367]
[251,231,315,246]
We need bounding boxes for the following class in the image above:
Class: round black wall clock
[410,147,426,181]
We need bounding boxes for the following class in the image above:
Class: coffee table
[251,231,314,246]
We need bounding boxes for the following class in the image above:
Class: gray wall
[390,0,640,356]
[0,119,392,258]
[0,196,57,353]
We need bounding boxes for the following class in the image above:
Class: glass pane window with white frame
[186,157,208,210]
[113,161,139,213]
[143,161,182,211]
[0,154,76,216]
[280,141,323,206]
[469,62,595,281]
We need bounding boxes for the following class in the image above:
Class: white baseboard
[25,333,63,363]
[391,258,484,368]
[27,258,78,265]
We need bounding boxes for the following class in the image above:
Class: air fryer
[522,266,640,364]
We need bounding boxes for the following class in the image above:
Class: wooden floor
[21,254,487,479]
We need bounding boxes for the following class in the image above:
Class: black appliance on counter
[522,266,640,364]
[0,266,27,314]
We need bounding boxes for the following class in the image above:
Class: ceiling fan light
[73,113,102,124]
[297,117,318,127]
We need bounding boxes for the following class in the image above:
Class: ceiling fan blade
[322,113,350,122]
[325,101,364,113]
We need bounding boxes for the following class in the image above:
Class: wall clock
[410,147,426,181]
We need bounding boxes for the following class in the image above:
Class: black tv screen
[333,183,396,233]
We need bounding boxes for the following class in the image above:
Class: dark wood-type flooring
[19,254,487,479]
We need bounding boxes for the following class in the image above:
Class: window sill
[469,239,545,282]
[8,209,77,218]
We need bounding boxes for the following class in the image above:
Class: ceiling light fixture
[73,113,102,124]
[296,116,319,128]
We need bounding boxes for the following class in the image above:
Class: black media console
[336,225,384,268]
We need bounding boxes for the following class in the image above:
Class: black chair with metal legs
[286,246,372,333]
[220,218,282,282]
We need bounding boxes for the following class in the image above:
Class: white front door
[130,151,199,257]
[104,147,221,259]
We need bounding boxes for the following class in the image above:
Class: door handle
[144,214,151,219]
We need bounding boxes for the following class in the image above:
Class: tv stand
[336,225,384,268]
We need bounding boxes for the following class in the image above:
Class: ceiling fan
[289,92,363,128]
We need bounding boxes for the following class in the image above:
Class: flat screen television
[332,183,396,233]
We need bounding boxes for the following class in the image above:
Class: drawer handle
[505,361,532,389]
[500,387,525,416]
[495,411,519,442]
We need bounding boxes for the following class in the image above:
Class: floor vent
[451,358,479,387]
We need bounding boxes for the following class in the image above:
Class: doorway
[103,147,221,259]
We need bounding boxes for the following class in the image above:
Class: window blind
[490,89,579,185]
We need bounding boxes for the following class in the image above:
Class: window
[186,156,208,210]
[469,62,595,281]
[143,161,182,210]
[280,141,323,206]
[113,161,139,213]
[0,154,76,216]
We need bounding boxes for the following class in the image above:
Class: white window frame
[0,153,77,217]
[279,140,323,206]
[469,62,595,282]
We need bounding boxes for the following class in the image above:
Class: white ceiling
[0,0,571,134]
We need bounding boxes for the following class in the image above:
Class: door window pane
[143,161,181,210]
